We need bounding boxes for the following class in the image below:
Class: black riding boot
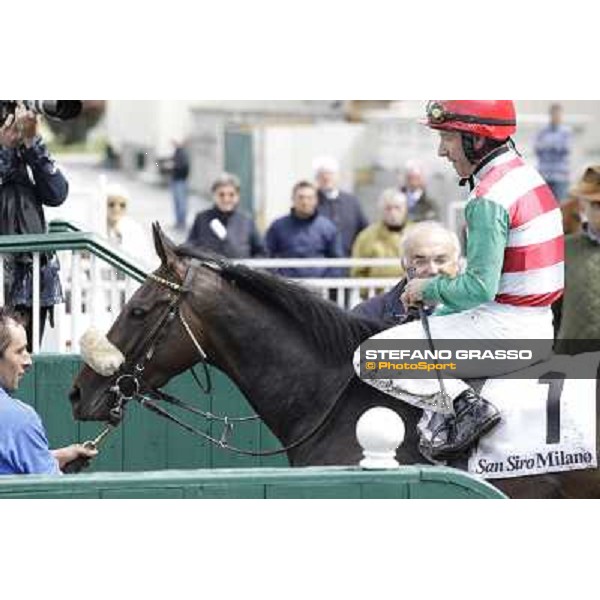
[428,389,501,461]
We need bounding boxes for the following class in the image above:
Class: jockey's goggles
[426,101,516,127]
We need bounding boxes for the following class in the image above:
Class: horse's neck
[201,316,354,446]
[232,358,355,447]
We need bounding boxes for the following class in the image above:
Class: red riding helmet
[424,100,517,140]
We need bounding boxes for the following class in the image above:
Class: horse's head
[69,223,209,422]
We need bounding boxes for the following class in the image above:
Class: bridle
[86,258,351,459]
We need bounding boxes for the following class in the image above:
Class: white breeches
[353,302,554,409]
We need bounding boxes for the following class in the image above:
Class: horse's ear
[152,222,186,280]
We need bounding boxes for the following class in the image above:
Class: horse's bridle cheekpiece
[78,258,350,467]
[107,263,207,423]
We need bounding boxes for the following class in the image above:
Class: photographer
[0,102,69,351]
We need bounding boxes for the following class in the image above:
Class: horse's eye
[130,307,147,319]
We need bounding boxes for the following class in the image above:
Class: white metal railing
[237,257,401,309]
[0,250,144,355]
[0,254,402,354]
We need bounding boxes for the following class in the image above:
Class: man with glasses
[186,172,265,258]
[105,184,153,263]
[354,101,564,461]
[352,221,461,326]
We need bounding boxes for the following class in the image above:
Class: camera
[0,100,83,127]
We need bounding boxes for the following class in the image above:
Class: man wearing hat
[555,166,600,354]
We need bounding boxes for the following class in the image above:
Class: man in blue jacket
[265,181,343,278]
[0,308,96,475]
[534,103,572,203]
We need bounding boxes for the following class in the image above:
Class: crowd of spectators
[180,156,440,280]
[172,104,597,360]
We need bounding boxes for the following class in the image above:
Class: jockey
[354,100,564,461]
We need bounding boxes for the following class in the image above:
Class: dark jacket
[352,280,408,326]
[0,137,68,307]
[352,278,430,326]
[317,189,368,257]
[554,227,600,355]
[401,186,438,222]
[172,147,190,181]
[186,207,265,258]
[265,210,343,278]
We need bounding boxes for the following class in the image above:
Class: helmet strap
[461,134,508,166]
[507,137,522,157]
[461,133,479,164]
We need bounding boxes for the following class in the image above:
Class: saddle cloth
[466,352,599,480]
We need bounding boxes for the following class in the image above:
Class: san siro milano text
[475,450,594,475]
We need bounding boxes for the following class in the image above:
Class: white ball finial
[356,407,405,470]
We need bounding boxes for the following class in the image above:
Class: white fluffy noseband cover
[80,328,126,377]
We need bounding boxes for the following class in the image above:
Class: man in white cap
[313,156,368,258]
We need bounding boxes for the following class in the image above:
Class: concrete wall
[258,122,366,228]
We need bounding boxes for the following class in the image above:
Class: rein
[87,259,350,460]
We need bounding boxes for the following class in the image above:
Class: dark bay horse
[70,224,600,498]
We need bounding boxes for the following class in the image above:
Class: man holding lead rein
[355,101,564,461]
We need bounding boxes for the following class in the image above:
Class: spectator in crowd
[554,166,600,354]
[560,193,583,235]
[351,188,411,280]
[352,221,461,326]
[102,142,119,170]
[400,162,438,222]
[0,308,97,475]
[105,184,153,264]
[534,103,572,203]
[314,156,368,257]
[166,138,190,231]
[265,180,342,278]
[186,172,265,258]
[0,102,68,351]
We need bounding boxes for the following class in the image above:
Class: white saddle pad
[467,353,599,480]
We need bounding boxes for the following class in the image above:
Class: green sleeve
[423,198,509,314]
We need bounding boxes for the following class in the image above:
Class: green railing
[0,466,507,499]
[2,221,147,283]
[20,354,289,471]
[0,220,152,353]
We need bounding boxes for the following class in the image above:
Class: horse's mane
[176,246,384,363]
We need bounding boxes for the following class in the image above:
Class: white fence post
[356,407,405,470]
[70,251,82,353]
[32,253,41,354]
